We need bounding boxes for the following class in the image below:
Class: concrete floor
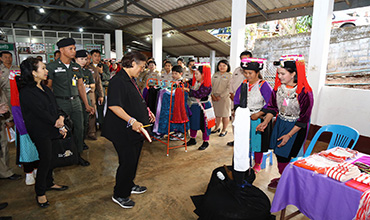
[0,128,320,220]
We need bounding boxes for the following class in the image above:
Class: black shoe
[5,174,21,180]
[131,185,147,194]
[198,142,209,150]
[219,131,228,137]
[78,155,90,166]
[46,185,69,191]
[83,143,89,150]
[227,141,234,146]
[183,138,196,146]
[211,128,220,134]
[0,202,8,210]
[112,196,135,209]
[36,196,49,208]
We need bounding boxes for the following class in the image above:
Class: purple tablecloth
[271,155,364,220]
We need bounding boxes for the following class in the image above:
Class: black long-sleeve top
[19,83,63,139]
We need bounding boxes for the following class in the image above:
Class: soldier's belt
[55,95,79,100]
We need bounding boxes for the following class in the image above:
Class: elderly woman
[102,52,155,209]
[19,57,68,208]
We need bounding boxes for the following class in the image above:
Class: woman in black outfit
[102,52,155,209]
[19,57,69,208]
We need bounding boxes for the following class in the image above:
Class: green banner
[0,43,14,51]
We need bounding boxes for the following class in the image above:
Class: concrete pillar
[115,30,123,60]
[230,0,247,72]
[210,50,216,75]
[307,0,335,124]
[152,18,163,71]
[104,33,111,59]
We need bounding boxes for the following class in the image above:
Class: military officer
[75,50,95,149]
[0,51,21,180]
[46,38,93,166]
[90,49,109,129]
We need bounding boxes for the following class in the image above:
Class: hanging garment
[170,88,188,123]
[233,107,251,172]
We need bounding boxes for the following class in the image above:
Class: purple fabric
[352,155,370,166]
[254,152,263,164]
[277,162,289,175]
[12,106,28,135]
[264,87,313,124]
[271,155,364,220]
[233,80,272,107]
[142,87,149,103]
[189,80,212,99]
[153,89,167,134]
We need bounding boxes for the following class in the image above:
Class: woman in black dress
[19,57,68,208]
[102,52,155,209]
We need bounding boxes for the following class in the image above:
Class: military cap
[56,38,76,49]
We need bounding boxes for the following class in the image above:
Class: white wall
[315,86,370,137]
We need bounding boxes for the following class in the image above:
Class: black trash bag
[51,115,78,168]
[191,166,275,220]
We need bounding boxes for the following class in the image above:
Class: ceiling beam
[0,0,152,18]
[126,0,227,56]
[120,0,216,29]
[247,0,269,20]
[90,0,119,10]
[163,40,219,49]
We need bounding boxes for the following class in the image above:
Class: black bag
[52,116,78,168]
[191,166,275,220]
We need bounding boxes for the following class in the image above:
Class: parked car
[332,11,369,28]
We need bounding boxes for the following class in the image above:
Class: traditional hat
[240,58,265,72]
[273,55,312,94]
[75,50,89,58]
[56,38,76,49]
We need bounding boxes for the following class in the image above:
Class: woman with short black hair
[102,51,155,209]
[19,57,68,208]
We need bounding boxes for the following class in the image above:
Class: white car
[332,11,369,28]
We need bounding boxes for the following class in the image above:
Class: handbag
[52,116,78,168]
[197,99,216,129]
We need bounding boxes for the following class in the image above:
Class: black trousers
[32,137,54,196]
[113,140,143,198]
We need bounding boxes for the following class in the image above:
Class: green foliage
[296,15,313,33]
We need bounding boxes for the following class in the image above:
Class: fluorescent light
[39,8,45,13]
[106,14,111,19]
[79,27,83,32]
[32,25,37,29]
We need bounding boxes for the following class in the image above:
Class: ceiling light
[128,48,132,52]
[106,14,111,19]
[167,33,171,37]
[79,27,83,32]
[39,8,45,13]
[32,25,37,29]
[146,36,150,41]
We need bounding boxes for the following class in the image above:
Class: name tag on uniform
[55,67,66,73]
[72,67,80,72]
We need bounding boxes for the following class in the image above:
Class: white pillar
[307,0,334,124]
[115,30,123,60]
[210,50,216,75]
[230,0,247,72]
[152,18,163,71]
[104,33,111,59]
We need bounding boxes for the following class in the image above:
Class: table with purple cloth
[270,153,367,220]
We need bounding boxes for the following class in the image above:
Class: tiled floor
[0,128,326,220]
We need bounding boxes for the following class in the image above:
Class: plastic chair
[300,124,360,159]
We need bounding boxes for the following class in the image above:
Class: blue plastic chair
[302,124,360,158]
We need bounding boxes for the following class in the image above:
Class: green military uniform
[94,63,110,127]
[46,58,84,153]
[81,67,95,138]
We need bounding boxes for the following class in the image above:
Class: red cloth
[9,70,20,107]
[346,179,370,192]
[170,87,189,123]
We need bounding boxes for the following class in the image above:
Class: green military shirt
[46,58,83,97]
[81,67,95,85]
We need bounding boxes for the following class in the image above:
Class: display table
[271,154,365,220]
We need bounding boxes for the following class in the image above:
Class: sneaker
[268,178,280,190]
[131,185,147,194]
[32,169,37,178]
[26,173,35,186]
[176,133,184,140]
[184,138,196,146]
[112,196,135,209]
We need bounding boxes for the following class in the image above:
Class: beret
[76,50,88,58]
[56,38,76,49]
